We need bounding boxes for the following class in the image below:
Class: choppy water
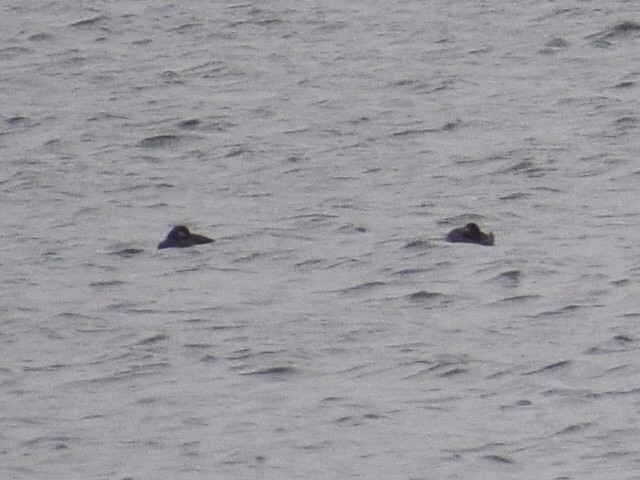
[3,1,640,479]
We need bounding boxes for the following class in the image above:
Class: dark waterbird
[157,226,214,249]
[446,223,494,246]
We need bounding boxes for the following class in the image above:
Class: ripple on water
[584,334,635,355]
[340,281,388,294]
[240,366,297,378]
[138,135,182,148]
[523,360,572,375]
[405,290,452,306]
[493,269,522,287]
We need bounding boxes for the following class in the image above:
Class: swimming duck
[157,226,214,249]
[446,223,494,246]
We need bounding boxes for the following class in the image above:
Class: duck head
[158,226,214,249]
[446,223,494,246]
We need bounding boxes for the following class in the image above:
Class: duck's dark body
[158,226,214,249]
[446,223,494,246]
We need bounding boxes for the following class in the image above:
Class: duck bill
[188,234,214,245]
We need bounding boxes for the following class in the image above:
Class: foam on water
[3,1,640,479]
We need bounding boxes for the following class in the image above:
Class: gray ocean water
[3,1,640,479]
